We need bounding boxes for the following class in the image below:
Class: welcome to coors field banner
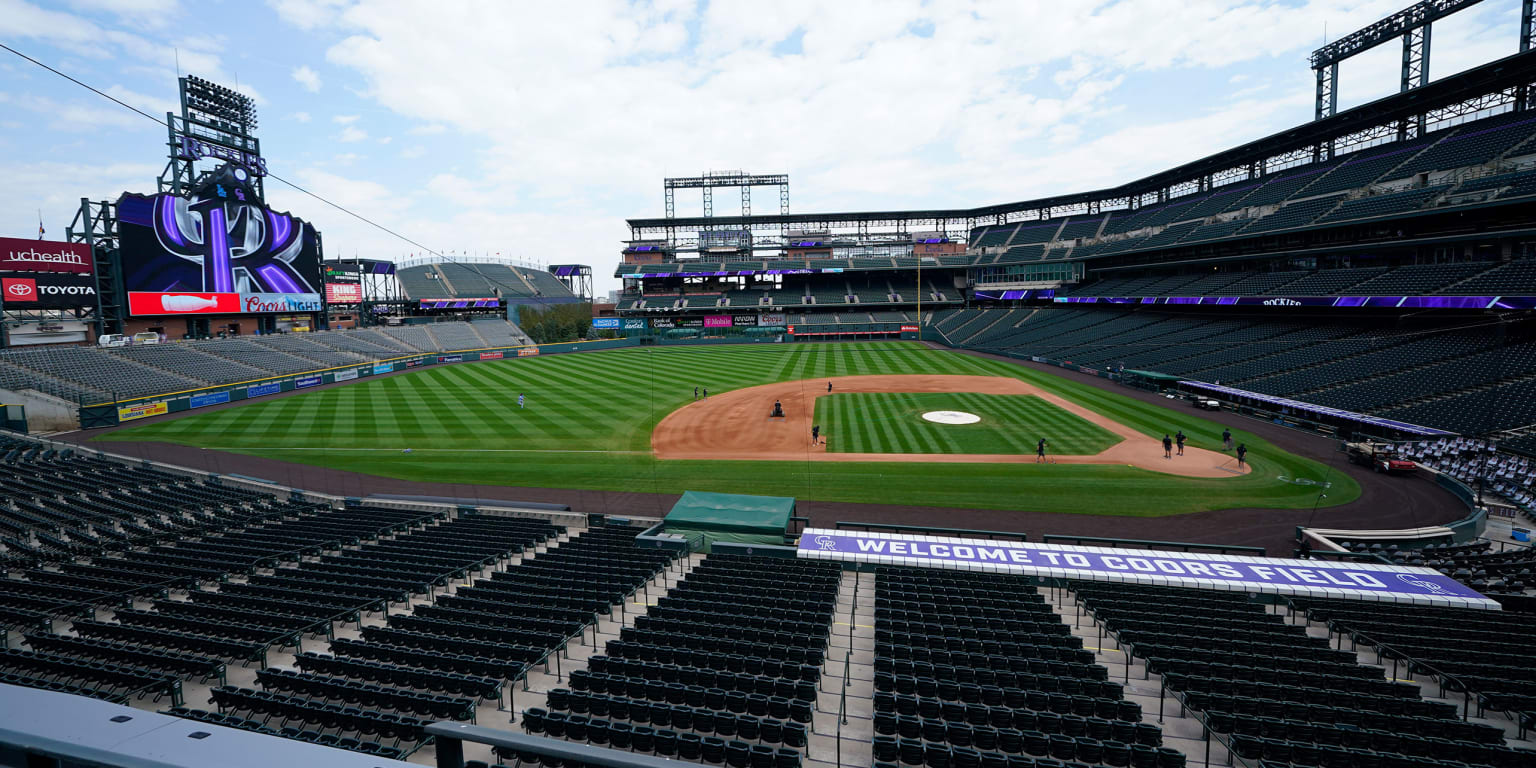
[796,528,1498,609]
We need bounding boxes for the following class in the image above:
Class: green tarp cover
[665,491,795,535]
[1123,369,1183,382]
[661,528,785,554]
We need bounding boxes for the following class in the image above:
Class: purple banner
[1182,381,1454,436]
[797,528,1495,608]
[1056,295,1515,309]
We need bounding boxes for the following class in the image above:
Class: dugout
[661,491,796,552]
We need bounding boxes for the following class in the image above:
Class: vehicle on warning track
[1345,442,1417,475]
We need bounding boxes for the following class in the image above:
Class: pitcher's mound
[922,410,981,425]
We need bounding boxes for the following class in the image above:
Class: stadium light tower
[161,75,264,201]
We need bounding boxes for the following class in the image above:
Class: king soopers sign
[797,528,1495,608]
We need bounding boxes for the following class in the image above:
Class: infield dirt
[651,374,1248,478]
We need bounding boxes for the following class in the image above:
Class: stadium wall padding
[83,337,642,428]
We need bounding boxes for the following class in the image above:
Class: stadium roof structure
[628,49,1536,248]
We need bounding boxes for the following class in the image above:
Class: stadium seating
[425,322,487,350]
[0,346,201,401]
[1054,216,1106,242]
[1298,140,1435,197]
[1231,165,1335,208]
[528,553,833,763]
[1386,114,1536,179]
[1312,185,1449,224]
[1345,262,1494,295]
[248,334,364,368]
[1236,196,1342,235]
[874,566,1174,768]
[1290,596,1536,724]
[1073,581,1532,768]
[941,306,1536,434]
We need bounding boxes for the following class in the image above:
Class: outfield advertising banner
[325,283,363,303]
[295,375,323,389]
[517,348,540,357]
[758,313,786,327]
[1,273,99,309]
[0,237,94,274]
[189,391,231,409]
[373,362,395,375]
[438,355,463,363]
[481,352,504,360]
[796,528,1497,609]
[118,402,168,421]
[592,318,621,329]
[127,291,322,316]
[247,382,282,398]
[733,315,758,327]
[704,315,733,328]
[623,318,648,330]
[333,368,360,382]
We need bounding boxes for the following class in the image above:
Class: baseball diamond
[103,343,1334,514]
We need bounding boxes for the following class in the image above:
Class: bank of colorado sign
[127,292,323,315]
[797,528,1498,609]
[0,237,94,274]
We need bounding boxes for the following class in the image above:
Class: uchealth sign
[128,292,322,315]
[2,273,98,309]
[0,237,94,274]
[796,528,1499,609]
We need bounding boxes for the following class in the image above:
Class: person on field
[1222,428,1233,451]
[702,388,708,399]
[518,393,525,409]
[812,425,821,445]
[694,386,699,400]
[827,382,833,393]
[1236,443,1248,467]
[1036,438,1048,464]
[1162,434,1173,459]
[1175,430,1186,456]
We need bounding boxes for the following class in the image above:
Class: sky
[0,0,1525,296]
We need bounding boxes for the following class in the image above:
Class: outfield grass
[97,342,1360,516]
[815,393,1120,455]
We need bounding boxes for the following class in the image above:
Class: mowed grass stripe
[101,342,1360,516]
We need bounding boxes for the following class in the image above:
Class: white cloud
[332,114,359,124]
[291,65,322,92]
[338,125,368,142]
[291,111,312,122]
[251,0,1514,293]
[377,136,392,144]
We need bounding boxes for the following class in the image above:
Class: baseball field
[95,342,1359,516]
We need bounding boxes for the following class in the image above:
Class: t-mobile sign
[797,528,1497,609]
[0,237,94,274]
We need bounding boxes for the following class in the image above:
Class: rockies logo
[815,536,838,551]
[1397,573,1449,593]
